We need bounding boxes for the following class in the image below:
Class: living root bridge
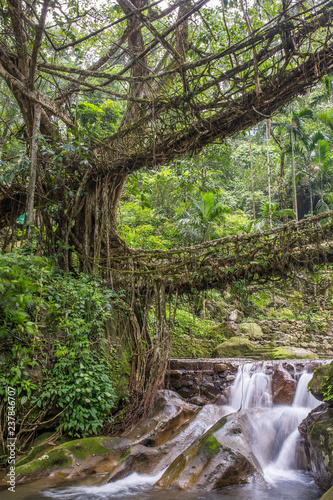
[108,211,333,294]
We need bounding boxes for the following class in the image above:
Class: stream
[4,361,325,500]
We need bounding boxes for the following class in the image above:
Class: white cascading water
[229,361,321,484]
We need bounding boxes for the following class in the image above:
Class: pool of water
[1,471,323,500]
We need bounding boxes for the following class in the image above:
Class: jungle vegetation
[1,0,333,457]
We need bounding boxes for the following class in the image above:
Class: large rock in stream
[299,403,333,490]
[156,410,263,490]
[102,390,227,482]
[272,366,297,405]
[1,436,132,486]
[299,361,333,491]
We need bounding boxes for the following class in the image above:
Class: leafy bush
[0,250,119,450]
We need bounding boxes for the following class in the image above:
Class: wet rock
[7,437,132,485]
[320,486,333,500]
[215,363,227,372]
[272,367,297,405]
[308,361,333,404]
[156,410,262,491]
[189,396,206,406]
[299,403,333,490]
[106,403,228,484]
[125,390,199,447]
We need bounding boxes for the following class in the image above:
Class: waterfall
[230,361,273,410]
[229,362,321,484]
[293,371,320,408]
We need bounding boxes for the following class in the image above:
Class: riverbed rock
[320,486,333,500]
[212,337,255,358]
[239,323,263,340]
[4,436,132,485]
[156,410,263,490]
[124,390,199,447]
[104,400,227,483]
[272,366,297,405]
[299,403,333,490]
[308,361,333,404]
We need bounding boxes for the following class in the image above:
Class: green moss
[16,443,52,467]
[278,308,295,319]
[17,433,71,468]
[171,333,216,358]
[309,361,333,402]
[157,453,187,487]
[212,337,255,358]
[202,435,222,459]
[208,323,236,340]
[320,485,333,500]
[310,419,333,471]
[119,447,132,463]
[16,448,72,477]
[239,323,263,339]
[271,347,317,359]
[62,437,111,460]
[32,432,55,447]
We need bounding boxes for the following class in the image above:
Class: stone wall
[165,358,322,406]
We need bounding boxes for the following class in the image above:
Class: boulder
[105,402,228,484]
[156,410,263,490]
[208,321,240,340]
[239,323,263,340]
[271,347,317,359]
[299,403,333,490]
[125,390,199,447]
[271,367,296,405]
[5,436,132,485]
[228,310,243,323]
[308,361,333,404]
[212,337,255,358]
[320,486,333,500]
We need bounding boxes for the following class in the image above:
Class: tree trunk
[249,128,256,220]
[45,171,130,273]
[26,103,41,240]
[266,119,272,228]
[290,128,298,221]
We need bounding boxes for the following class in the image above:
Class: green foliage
[176,192,232,243]
[322,376,333,403]
[170,308,215,338]
[0,250,119,444]
[36,356,115,437]
[77,99,122,137]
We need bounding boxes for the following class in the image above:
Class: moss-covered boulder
[212,337,255,358]
[6,436,131,485]
[208,322,239,340]
[171,333,216,358]
[239,323,263,339]
[309,362,333,404]
[320,486,333,500]
[310,417,333,489]
[271,347,317,360]
[15,447,72,480]
[299,404,333,490]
